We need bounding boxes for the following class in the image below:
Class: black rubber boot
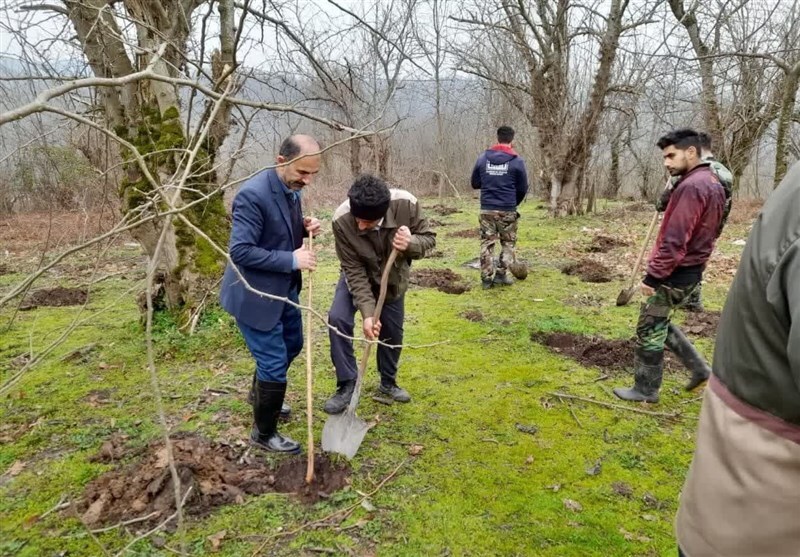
[481,277,493,290]
[683,285,704,313]
[248,372,290,418]
[323,380,356,414]
[250,380,300,453]
[492,272,514,286]
[613,349,663,403]
[666,324,711,391]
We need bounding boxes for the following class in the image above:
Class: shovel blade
[616,287,636,306]
[509,261,528,280]
[321,411,371,459]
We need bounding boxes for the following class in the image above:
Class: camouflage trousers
[684,283,703,310]
[637,282,700,353]
[479,210,518,280]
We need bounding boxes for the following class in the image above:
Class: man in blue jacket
[471,126,529,289]
[220,135,321,454]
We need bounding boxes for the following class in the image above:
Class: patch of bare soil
[77,434,351,528]
[429,204,461,216]
[410,268,471,294]
[681,311,720,338]
[0,263,9,275]
[461,309,484,322]
[448,228,479,239]
[19,286,87,310]
[727,199,763,225]
[425,250,445,258]
[427,219,454,228]
[624,202,653,212]
[586,235,630,253]
[561,259,613,283]
[531,332,679,372]
[0,211,119,253]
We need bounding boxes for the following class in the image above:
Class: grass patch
[0,197,752,556]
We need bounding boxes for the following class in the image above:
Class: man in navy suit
[220,135,322,453]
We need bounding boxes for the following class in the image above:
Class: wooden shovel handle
[627,211,659,289]
[356,248,400,369]
[305,233,314,484]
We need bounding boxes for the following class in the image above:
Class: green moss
[1,199,755,555]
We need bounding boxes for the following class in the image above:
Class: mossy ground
[0,198,754,556]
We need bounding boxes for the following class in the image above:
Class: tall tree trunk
[774,69,800,186]
[350,136,362,177]
[65,0,232,319]
[608,135,621,198]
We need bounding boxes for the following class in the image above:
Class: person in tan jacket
[323,174,436,414]
[676,160,800,556]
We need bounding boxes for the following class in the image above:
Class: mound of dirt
[430,204,462,216]
[20,286,87,310]
[586,235,630,253]
[561,259,613,283]
[448,228,479,238]
[428,219,453,227]
[0,264,9,275]
[682,310,720,338]
[532,332,678,372]
[77,434,350,528]
[410,268,471,294]
[461,309,484,322]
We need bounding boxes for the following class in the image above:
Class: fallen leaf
[547,484,561,492]
[611,481,633,498]
[641,514,656,521]
[515,423,538,435]
[207,530,226,552]
[98,362,108,370]
[361,499,376,512]
[5,460,26,477]
[408,444,424,456]
[154,447,169,469]
[525,455,535,465]
[563,499,583,512]
[585,460,602,476]
[82,495,108,525]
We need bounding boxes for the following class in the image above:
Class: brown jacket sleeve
[333,220,377,318]
[403,201,436,260]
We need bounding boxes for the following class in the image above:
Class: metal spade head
[321,411,372,459]
[615,286,637,306]
[509,261,528,280]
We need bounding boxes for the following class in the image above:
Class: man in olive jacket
[676,160,800,556]
[324,174,436,414]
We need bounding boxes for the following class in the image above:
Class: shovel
[616,179,672,307]
[509,250,528,280]
[616,210,659,306]
[322,248,400,459]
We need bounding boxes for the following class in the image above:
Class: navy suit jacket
[220,168,304,331]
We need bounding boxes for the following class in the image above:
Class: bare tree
[452,0,656,215]
[0,0,362,318]
[666,0,788,186]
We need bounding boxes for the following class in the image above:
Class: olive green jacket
[331,189,436,317]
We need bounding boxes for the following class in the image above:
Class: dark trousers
[237,288,303,383]
[328,274,404,385]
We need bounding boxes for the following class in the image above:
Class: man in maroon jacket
[614,129,726,403]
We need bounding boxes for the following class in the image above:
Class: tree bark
[65,0,231,319]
